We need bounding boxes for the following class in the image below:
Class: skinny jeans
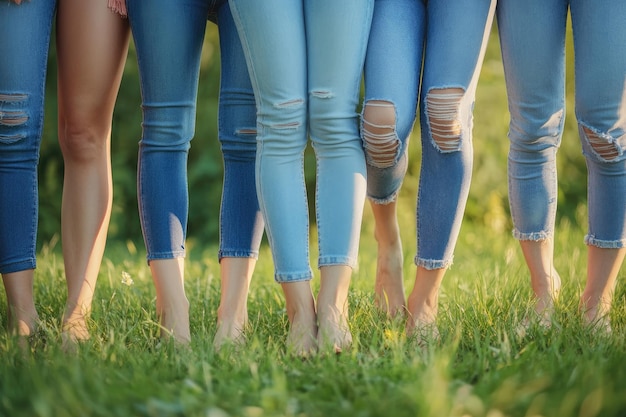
[363,0,495,269]
[497,0,626,248]
[229,0,373,282]
[126,0,263,262]
[0,0,56,274]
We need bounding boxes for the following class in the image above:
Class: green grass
[2,22,623,417]
[1,205,625,417]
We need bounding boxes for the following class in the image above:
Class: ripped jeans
[229,0,373,282]
[497,0,626,248]
[0,1,56,274]
[362,0,496,269]
[127,0,263,262]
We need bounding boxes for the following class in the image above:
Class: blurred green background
[36,23,585,250]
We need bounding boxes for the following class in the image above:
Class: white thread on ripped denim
[425,89,464,152]
[0,93,28,143]
[271,98,303,129]
[0,93,28,126]
[581,124,622,161]
[361,101,399,168]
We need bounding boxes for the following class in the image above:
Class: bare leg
[406,266,444,342]
[56,0,129,343]
[281,280,317,356]
[519,239,561,324]
[213,257,255,349]
[581,246,625,332]
[151,258,191,344]
[361,101,407,317]
[2,270,39,336]
[370,200,406,317]
[317,265,353,353]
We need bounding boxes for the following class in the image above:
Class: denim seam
[318,255,357,269]
[274,270,313,284]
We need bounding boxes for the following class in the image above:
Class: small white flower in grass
[121,271,134,286]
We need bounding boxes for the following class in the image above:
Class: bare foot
[286,310,318,357]
[317,304,352,354]
[9,316,39,338]
[406,320,440,347]
[213,318,247,350]
[10,315,41,353]
[406,292,440,346]
[60,317,89,354]
[374,239,406,317]
[533,268,560,321]
[281,281,317,356]
[581,298,612,335]
[158,303,191,345]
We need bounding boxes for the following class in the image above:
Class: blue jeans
[497,0,626,248]
[363,0,496,269]
[126,0,262,262]
[0,1,56,274]
[229,0,373,282]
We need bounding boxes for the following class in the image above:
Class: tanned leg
[56,0,129,344]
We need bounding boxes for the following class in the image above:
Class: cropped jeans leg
[415,0,496,269]
[127,0,210,262]
[306,0,373,270]
[230,0,312,282]
[216,2,264,261]
[0,1,56,274]
[497,0,568,242]
[230,0,373,282]
[362,0,425,204]
[570,0,626,248]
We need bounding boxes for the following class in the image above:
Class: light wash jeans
[229,0,373,282]
[0,0,56,274]
[497,0,626,248]
[126,0,263,262]
[363,0,496,269]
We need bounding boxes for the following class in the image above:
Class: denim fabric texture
[363,0,496,269]
[229,0,374,282]
[497,0,626,248]
[0,0,56,274]
[127,0,262,262]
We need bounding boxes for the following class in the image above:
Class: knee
[424,87,465,152]
[580,122,625,163]
[267,97,306,131]
[509,108,564,152]
[361,100,401,168]
[221,127,257,163]
[59,117,109,163]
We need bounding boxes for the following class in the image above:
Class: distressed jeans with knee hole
[0,1,56,274]
[497,0,626,248]
[229,0,373,282]
[362,0,496,270]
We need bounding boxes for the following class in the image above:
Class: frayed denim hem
[414,256,453,270]
[512,229,551,241]
[585,235,626,249]
[367,191,399,206]
[218,250,260,262]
